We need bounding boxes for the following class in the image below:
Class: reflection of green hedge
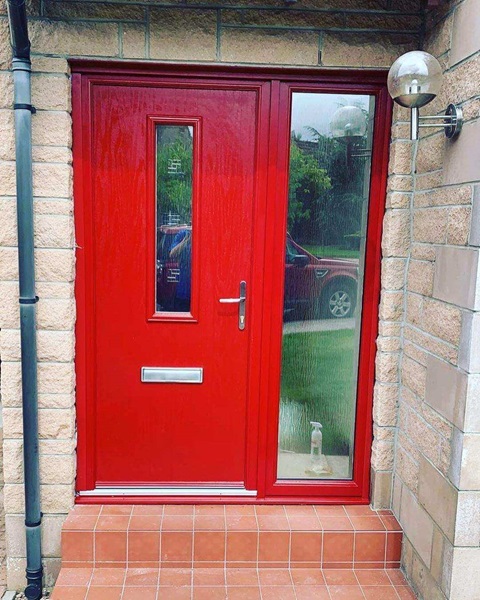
[279,329,355,456]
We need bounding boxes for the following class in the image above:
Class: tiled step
[61,505,403,570]
[51,566,417,599]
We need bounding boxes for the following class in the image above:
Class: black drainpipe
[6,1,43,599]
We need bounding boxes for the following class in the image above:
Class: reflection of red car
[284,234,358,319]
[156,225,191,311]
[157,227,358,318]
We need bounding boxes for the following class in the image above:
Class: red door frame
[71,61,392,505]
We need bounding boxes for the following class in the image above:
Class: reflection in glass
[277,93,375,480]
[156,125,193,313]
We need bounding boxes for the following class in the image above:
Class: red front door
[75,77,269,491]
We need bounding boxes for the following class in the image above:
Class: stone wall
[388,1,480,599]
[0,0,426,592]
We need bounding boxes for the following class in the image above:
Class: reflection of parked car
[284,234,358,319]
[157,227,358,318]
[156,225,191,311]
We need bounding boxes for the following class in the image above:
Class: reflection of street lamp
[330,105,369,165]
[387,50,462,140]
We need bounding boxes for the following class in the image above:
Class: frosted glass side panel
[156,125,193,313]
[277,93,375,480]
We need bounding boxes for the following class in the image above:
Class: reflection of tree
[289,128,367,248]
[157,127,193,223]
[288,137,331,240]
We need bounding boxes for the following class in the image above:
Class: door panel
[91,83,261,485]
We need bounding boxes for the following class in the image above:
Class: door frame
[71,61,392,505]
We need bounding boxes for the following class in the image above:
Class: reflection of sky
[291,93,371,141]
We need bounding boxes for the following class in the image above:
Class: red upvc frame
[71,61,392,505]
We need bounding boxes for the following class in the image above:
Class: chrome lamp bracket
[411,103,463,140]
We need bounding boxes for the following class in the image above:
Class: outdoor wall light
[387,50,463,141]
[330,105,367,141]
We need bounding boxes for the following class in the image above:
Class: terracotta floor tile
[226,569,259,586]
[257,516,290,531]
[225,505,256,516]
[62,531,94,563]
[290,532,322,563]
[319,517,353,531]
[227,586,261,600]
[163,505,195,516]
[386,532,403,562]
[386,569,408,586]
[323,532,354,563]
[355,569,391,585]
[362,585,401,600]
[195,505,226,516]
[193,531,225,562]
[193,567,226,586]
[350,517,386,532]
[396,586,417,599]
[95,531,127,563]
[344,506,377,517]
[158,568,192,586]
[323,569,358,585]
[64,515,99,531]
[132,505,164,516]
[290,568,325,585]
[380,515,402,531]
[56,568,93,587]
[354,533,386,563]
[295,585,330,600]
[129,515,162,531]
[226,531,257,562]
[157,587,192,599]
[195,515,226,530]
[328,585,364,599]
[162,516,194,531]
[51,586,87,599]
[288,516,322,531]
[122,587,157,600]
[125,568,159,586]
[161,532,193,564]
[255,505,286,516]
[128,531,160,562]
[96,516,130,531]
[100,506,133,516]
[90,567,125,586]
[258,531,289,563]
[258,569,292,586]
[260,586,296,600]
[192,586,228,599]
[226,516,258,531]
[86,586,123,600]
[314,506,347,517]
[284,506,317,518]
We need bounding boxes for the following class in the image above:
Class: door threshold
[78,486,258,497]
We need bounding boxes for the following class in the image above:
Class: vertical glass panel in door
[277,93,375,480]
[156,125,193,313]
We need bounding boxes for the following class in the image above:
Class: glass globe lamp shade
[387,51,443,109]
[330,106,367,141]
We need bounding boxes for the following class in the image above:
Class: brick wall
[387,1,480,599]
[0,0,427,592]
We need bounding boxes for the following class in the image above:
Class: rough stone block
[388,141,413,175]
[407,260,434,296]
[381,210,410,258]
[33,163,72,199]
[381,258,406,291]
[29,20,119,57]
[32,111,72,148]
[422,298,462,346]
[413,207,448,244]
[31,74,71,111]
[150,8,217,61]
[0,109,15,161]
[34,214,74,249]
[322,32,416,67]
[221,27,318,65]
[122,24,146,59]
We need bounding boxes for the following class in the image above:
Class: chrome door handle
[219,281,246,330]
